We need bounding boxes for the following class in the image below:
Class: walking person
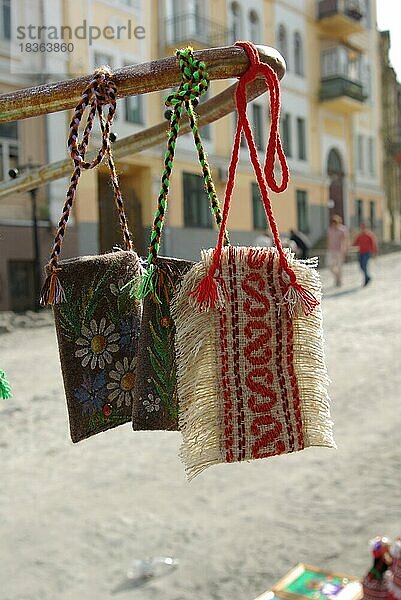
[353,222,378,286]
[290,229,311,260]
[326,214,349,287]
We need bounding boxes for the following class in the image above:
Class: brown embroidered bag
[130,48,228,431]
[41,68,142,442]
[171,42,335,480]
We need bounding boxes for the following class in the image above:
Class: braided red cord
[192,41,318,316]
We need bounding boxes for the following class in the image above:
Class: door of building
[98,174,145,255]
[327,148,344,221]
[8,260,35,312]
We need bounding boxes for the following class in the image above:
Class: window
[369,200,375,230]
[281,113,291,158]
[367,137,375,175]
[125,95,143,124]
[296,117,306,160]
[183,172,212,228]
[0,121,18,181]
[357,134,364,172]
[252,104,263,150]
[355,199,363,227]
[230,1,242,43]
[249,10,260,42]
[296,190,309,233]
[94,52,113,68]
[124,61,144,124]
[252,182,267,230]
[294,32,304,76]
[277,24,289,68]
[0,0,10,41]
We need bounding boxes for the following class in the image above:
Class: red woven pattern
[217,247,304,462]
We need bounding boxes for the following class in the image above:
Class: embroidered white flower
[75,318,120,370]
[107,356,137,408]
[143,393,161,413]
[109,278,126,296]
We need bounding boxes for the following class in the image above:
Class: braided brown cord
[40,67,133,306]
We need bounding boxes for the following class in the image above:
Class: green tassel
[0,369,12,399]
[122,263,161,302]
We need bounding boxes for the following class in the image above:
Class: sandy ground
[0,252,400,600]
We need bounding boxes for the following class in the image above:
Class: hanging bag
[171,41,335,480]
[129,48,229,431]
[41,68,142,443]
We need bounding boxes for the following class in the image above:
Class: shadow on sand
[324,285,361,299]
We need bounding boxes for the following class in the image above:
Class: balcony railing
[319,46,367,106]
[318,0,365,21]
[165,13,229,48]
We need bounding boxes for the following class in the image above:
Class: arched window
[294,31,304,76]
[249,9,260,42]
[230,1,242,43]
[327,148,343,175]
[277,24,289,69]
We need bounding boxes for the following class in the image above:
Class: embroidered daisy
[143,393,161,413]
[107,356,137,408]
[75,318,120,370]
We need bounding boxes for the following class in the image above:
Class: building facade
[0,0,393,311]
[380,30,401,242]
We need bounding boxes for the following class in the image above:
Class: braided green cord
[130,47,227,300]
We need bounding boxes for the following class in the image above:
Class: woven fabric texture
[172,246,335,480]
[51,250,142,442]
[132,256,193,431]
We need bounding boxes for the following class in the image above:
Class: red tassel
[294,283,319,316]
[40,269,65,306]
[190,273,227,311]
[282,282,319,317]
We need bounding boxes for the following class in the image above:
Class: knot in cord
[68,66,117,169]
[165,48,209,108]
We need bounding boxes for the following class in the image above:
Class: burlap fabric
[51,250,142,442]
[172,246,335,480]
[132,256,193,431]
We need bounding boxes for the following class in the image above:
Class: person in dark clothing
[290,229,311,260]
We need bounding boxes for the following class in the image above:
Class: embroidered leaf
[83,267,114,324]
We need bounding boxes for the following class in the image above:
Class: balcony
[319,46,367,112]
[165,13,230,50]
[317,0,366,37]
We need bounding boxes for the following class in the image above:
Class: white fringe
[171,250,223,481]
[287,254,336,450]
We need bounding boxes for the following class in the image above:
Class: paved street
[0,252,400,600]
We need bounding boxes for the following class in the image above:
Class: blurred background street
[0,253,400,600]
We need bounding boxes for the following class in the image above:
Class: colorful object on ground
[41,68,142,442]
[385,539,401,600]
[272,564,362,600]
[171,41,333,480]
[0,369,12,399]
[362,537,391,600]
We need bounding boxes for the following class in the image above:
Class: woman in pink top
[326,214,349,287]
